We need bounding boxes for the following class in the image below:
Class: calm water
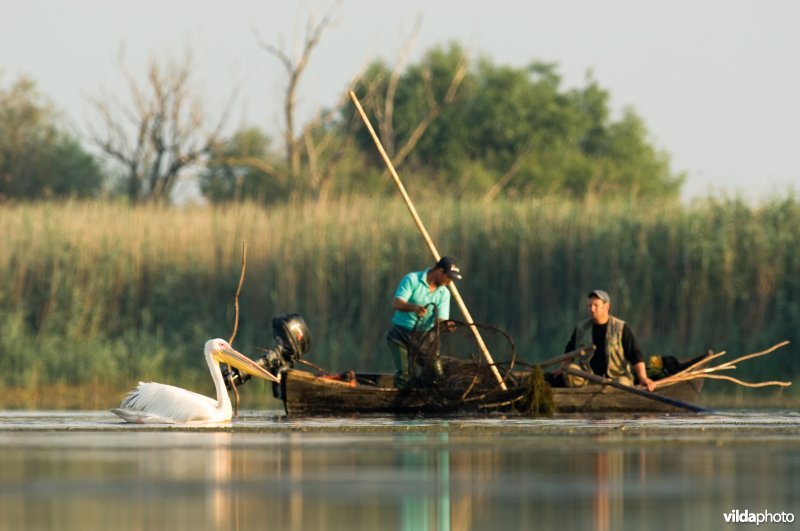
[1,410,798,531]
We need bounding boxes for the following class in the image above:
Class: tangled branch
[654,340,791,390]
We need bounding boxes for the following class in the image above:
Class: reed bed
[1,195,798,407]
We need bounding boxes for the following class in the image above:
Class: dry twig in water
[227,241,248,416]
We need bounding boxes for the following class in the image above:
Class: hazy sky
[2,0,798,201]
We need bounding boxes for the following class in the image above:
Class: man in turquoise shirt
[386,256,462,387]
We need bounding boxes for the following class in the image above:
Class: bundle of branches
[654,340,792,390]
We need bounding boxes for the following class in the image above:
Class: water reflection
[0,412,798,530]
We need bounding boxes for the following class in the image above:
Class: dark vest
[575,315,632,381]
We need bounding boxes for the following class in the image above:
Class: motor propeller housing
[272,313,311,364]
[223,313,311,389]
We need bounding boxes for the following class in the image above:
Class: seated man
[555,290,655,391]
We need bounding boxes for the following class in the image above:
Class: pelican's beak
[215,346,281,383]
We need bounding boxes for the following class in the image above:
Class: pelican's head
[205,338,281,383]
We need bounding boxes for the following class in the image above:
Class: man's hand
[392,298,427,317]
[633,361,657,392]
[438,319,456,332]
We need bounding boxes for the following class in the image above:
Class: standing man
[559,290,656,391]
[387,256,462,387]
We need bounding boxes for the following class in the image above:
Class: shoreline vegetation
[1,196,798,409]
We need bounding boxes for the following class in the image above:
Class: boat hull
[277,369,703,416]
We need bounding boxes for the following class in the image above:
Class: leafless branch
[86,47,234,202]
[391,53,467,168]
[376,15,423,156]
[255,2,339,179]
[482,137,538,202]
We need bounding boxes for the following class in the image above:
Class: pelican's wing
[110,407,179,424]
[111,382,219,424]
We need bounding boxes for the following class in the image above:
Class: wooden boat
[229,314,708,417]
[273,368,704,416]
[542,379,703,413]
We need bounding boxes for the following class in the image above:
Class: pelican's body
[111,338,279,424]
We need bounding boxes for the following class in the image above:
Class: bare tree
[254,2,366,201]
[87,48,233,202]
[253,6,466,201]
[300,81,364,201]
[255,5,337,183]
[363,19,468,170]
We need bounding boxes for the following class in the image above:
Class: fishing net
[425,320,516,381]
[404,319,526,406]
[404,317,554,415]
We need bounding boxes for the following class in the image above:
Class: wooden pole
[562,366,711,413]
[349,90,507,390]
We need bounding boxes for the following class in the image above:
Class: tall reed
[1,195,797,406]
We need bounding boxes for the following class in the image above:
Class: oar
[349,90,508,391]
[562,366,712,413]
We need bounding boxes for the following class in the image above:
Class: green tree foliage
[0,76,102,200]
[208,42,683,203]
[201,128,291,203]
[202,123,386,203]
[349,44,683,200]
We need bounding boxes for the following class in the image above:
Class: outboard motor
[223,313,311,389]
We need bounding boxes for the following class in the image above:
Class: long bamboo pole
[349,90,507,390]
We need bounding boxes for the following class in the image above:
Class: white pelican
[111,338,280,424]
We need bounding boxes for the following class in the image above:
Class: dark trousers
[386,324,443,387]
[386,325,419,387]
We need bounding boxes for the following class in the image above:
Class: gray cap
[588,290,610,303]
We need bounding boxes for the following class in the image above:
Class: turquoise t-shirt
[390,269,451,331]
